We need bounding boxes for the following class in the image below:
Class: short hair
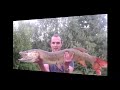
[51,34,63,43]
[52,34,60,37]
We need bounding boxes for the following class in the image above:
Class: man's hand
[64,51,74,63]
[64,52,74,72]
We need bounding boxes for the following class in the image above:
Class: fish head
[18,50,39,63]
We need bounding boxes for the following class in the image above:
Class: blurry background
[13,14,107,76]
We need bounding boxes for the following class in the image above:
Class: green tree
[13,21,39,71]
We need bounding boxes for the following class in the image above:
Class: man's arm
[43,64,50,72]
[69,66,74,73]
[37,56,50,72]
[68,61,74,73]
[64,51,74,73]
[64,61,74,73]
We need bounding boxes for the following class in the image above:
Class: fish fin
[73,47,88,53]
[96,57,107,68]
[92,62,102,75]
[79,60,87,67]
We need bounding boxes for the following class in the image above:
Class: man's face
[50,36,62,52]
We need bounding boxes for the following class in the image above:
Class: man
[37,34,74,73]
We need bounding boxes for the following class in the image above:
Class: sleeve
[69,60,74,68]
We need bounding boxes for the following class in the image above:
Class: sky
[13,14,107,30]
[13,20,38,29]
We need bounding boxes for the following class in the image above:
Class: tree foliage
[13,22,39,70]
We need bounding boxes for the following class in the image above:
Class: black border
[3,6,119,82]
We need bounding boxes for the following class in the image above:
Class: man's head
[50,34,63,52]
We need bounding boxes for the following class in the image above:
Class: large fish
[18,47,107,75]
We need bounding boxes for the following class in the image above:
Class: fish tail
[93,57,107,75]
[73,47,88,53]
